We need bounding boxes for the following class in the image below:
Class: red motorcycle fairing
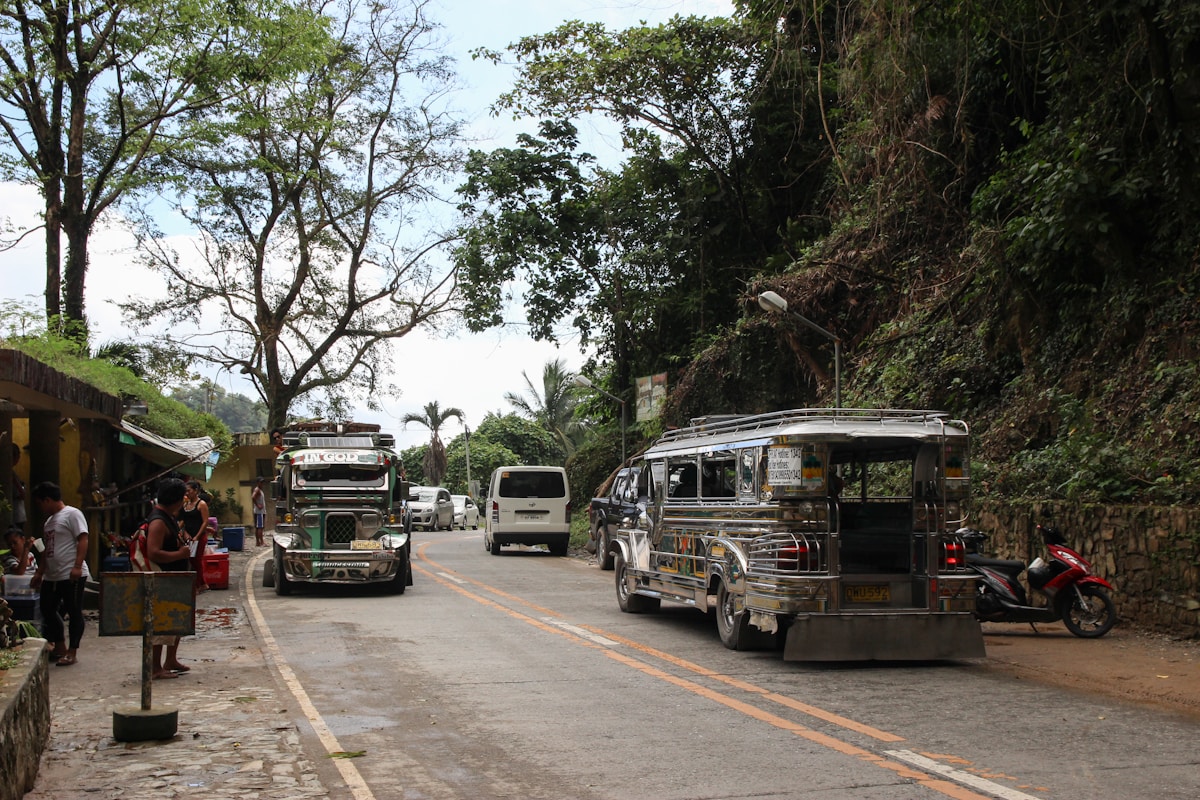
[1073,574,1116,591]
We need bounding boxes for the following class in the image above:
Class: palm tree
[505,358,581,456]
[402,401,464,486]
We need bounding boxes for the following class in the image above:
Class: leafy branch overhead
[118,0,464,429]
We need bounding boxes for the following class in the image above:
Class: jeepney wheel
[389,553,409,595]
[274,548,292,596]
[716,580,771,650]
[615,552,659,613]
[262,558,276,588]
[595,526,614,571]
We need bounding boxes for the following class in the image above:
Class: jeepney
[264,430,413,595]
[608,408,985,661]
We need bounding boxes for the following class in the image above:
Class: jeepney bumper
[276,547,407,584]
[782,612,985,662]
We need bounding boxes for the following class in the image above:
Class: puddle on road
[195,606,246,639]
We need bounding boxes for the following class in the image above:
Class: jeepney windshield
[292,462,388,489]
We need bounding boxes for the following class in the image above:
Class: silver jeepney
[609,408,985,661]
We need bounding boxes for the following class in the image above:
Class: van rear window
[498,471,566,498]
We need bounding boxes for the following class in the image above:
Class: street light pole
[757,290,842,409]
[573,374,626,465]
[464,423,472,491]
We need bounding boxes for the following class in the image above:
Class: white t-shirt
[41,505,89,581]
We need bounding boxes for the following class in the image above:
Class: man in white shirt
[30,481,89,666]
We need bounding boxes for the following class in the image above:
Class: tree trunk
[42,183,63,322]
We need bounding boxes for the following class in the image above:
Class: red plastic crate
[202,552,229,590]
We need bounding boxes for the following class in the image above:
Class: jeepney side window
[668,457,698,499]
[737,448,759,501]
[700,450,736,498]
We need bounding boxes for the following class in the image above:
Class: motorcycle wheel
[1061,584,1116,638]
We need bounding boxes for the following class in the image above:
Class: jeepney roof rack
[281,431,396,449]
[661,408,961,445]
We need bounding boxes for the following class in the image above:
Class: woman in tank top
[180,481,214,591]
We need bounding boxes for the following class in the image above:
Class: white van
[483,466,571,556]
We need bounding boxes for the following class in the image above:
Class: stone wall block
[0,639,50,800]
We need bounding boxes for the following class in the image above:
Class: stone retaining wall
[973,502,1200,638]
[0,639,49,800]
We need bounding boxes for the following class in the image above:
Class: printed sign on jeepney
[767,446,825,490]
[292,450,383,465]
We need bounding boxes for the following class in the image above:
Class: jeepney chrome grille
[325,513,358,546]
[748,532,827,575]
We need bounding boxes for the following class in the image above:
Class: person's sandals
[153,670,178,679]
[55,654,77,666]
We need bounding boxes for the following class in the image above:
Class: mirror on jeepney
[273,476,286,501]
[394,480,410,504]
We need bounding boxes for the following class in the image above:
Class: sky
[0,0,734,449]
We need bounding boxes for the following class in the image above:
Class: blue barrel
[221,526,245,551]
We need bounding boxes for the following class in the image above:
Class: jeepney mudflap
[782,612,985,661]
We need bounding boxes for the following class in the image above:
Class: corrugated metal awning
[116,420,220,480]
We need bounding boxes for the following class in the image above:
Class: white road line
[541,617,618,646]
[436,571,466,584]
[242,552,378,800]
[885,749,1043,800]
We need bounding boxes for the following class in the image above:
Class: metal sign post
[100,571,196,741]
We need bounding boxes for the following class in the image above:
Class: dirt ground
[978,621,1200,719]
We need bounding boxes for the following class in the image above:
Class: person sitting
[3,526,36,575]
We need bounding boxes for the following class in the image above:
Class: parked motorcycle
[959,518,1117,638]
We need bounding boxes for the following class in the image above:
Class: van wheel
[615,553,659,613]
[716,581,771,650]
[549,540,568,557]
[490,538,503,555]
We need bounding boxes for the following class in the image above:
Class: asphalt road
[251,531,1200,800]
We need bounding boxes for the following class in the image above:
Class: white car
[451,495,480,530]
[408,486,454,531]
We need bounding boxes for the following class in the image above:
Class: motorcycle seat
[966,554,1026,572]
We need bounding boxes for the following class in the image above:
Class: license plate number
[845,584,890,603]
[517,511,544,521]
[350,539,382,550]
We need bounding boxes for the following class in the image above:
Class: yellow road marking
[414,546,1005,800]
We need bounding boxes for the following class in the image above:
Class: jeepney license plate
[350,540,382,550]
[845,585,890,603]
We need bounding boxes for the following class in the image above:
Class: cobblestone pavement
[23,547,330,800]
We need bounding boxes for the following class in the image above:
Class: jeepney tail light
[941,540,965,571]
[778,543,814,572]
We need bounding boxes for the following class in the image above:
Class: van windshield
[498,471,566,498]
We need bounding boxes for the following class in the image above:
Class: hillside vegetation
[476,2,1200,506]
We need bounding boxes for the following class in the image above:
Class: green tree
[443,435,518,497]
[472,412,562,467]
[0,0,328,341]
[119,0,462,429]
[171,382,268,433]
[504,358,581,456]
[402,401,464,487]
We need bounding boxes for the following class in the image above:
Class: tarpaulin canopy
[115,420,220,480]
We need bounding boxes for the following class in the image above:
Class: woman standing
[180,481,214,591]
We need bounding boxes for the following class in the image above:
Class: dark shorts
[254,513,265,529]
